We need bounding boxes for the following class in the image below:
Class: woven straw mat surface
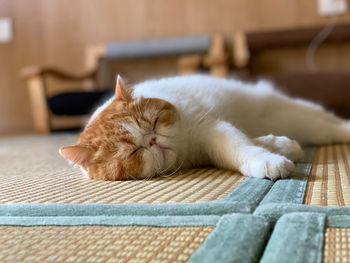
[304,145,350,206]
[0,225,214,263]
[0,134,245,204]
[324,228,350,263]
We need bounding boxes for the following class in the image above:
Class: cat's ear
[59,144,92,168]
[115,75,132,102]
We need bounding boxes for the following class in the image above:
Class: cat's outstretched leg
[253,134,304,161]
[201,120,295,180]
[254,92,350,145]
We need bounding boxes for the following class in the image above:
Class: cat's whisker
[158,160,175,174]
[136,103,143,118]
[157,152,181,174]
[127,173,150,182]
[186,106,215,134]
[127,174,139,181]
[197,105,215,125]
[161,166,183,178]
[145,98,151,111]
[161,159,184,178]
[136,99,147,119]
[144,169,157,181]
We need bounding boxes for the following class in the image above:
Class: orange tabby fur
[60,77,179,180]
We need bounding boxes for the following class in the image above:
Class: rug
[0,134,350,262]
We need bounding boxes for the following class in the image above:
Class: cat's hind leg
[253,134,304,161]
[260,95,350,145]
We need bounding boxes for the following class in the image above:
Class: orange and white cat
[60,75,350,181]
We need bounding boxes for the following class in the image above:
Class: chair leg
[232,31,250,68]
[204,34,229,78]
[27,77,51,133]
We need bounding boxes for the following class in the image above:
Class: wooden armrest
[20,65,97,81]
[177,54,202,75]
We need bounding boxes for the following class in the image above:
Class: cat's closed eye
[153,117,159,131]
[134,117,141,127]
[129,147,143,157]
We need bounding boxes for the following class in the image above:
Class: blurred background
[1,0,350,135]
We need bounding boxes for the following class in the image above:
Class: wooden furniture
[87,34,228,78]
[178,34,228,76]
[20,66,97,133]
[231,23,350,118]
[232,23,350,71]
[22,35,228,133]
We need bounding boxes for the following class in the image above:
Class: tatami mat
[0,225,213,263]
[324,228,350,263]
[304,145,350,206]
[6,135,350,263]
[0,135,244,204]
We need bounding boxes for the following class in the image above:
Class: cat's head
[59,76,181,180]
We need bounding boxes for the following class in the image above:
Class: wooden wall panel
[1,0,350,134]
[0,1,44,133]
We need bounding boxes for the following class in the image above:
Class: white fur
[126,75,350,180]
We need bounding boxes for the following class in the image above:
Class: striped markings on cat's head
[59,76,181,181]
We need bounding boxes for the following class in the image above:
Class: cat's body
[60,75,350,181]
[134,75,350,144]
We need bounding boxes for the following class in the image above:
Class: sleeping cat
[60,75,350,181]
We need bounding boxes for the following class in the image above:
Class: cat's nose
[149,137,157,147]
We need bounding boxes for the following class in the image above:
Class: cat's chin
[143,149,179,179]
[159,151,181,176]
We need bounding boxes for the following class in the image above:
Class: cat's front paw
[240,153,295,180]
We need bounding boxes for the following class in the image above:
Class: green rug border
[188,214,271,263]
[223,177,272,203]
[259,147,316,205]
[327,215,350,228]
[260,212,325,263]
[260,213,350,263]
[0,202,252,217]
[254,203,350,222]
[0,215,220,227]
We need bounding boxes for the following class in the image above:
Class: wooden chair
[21,34,228,133]
[20,66,98,133]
